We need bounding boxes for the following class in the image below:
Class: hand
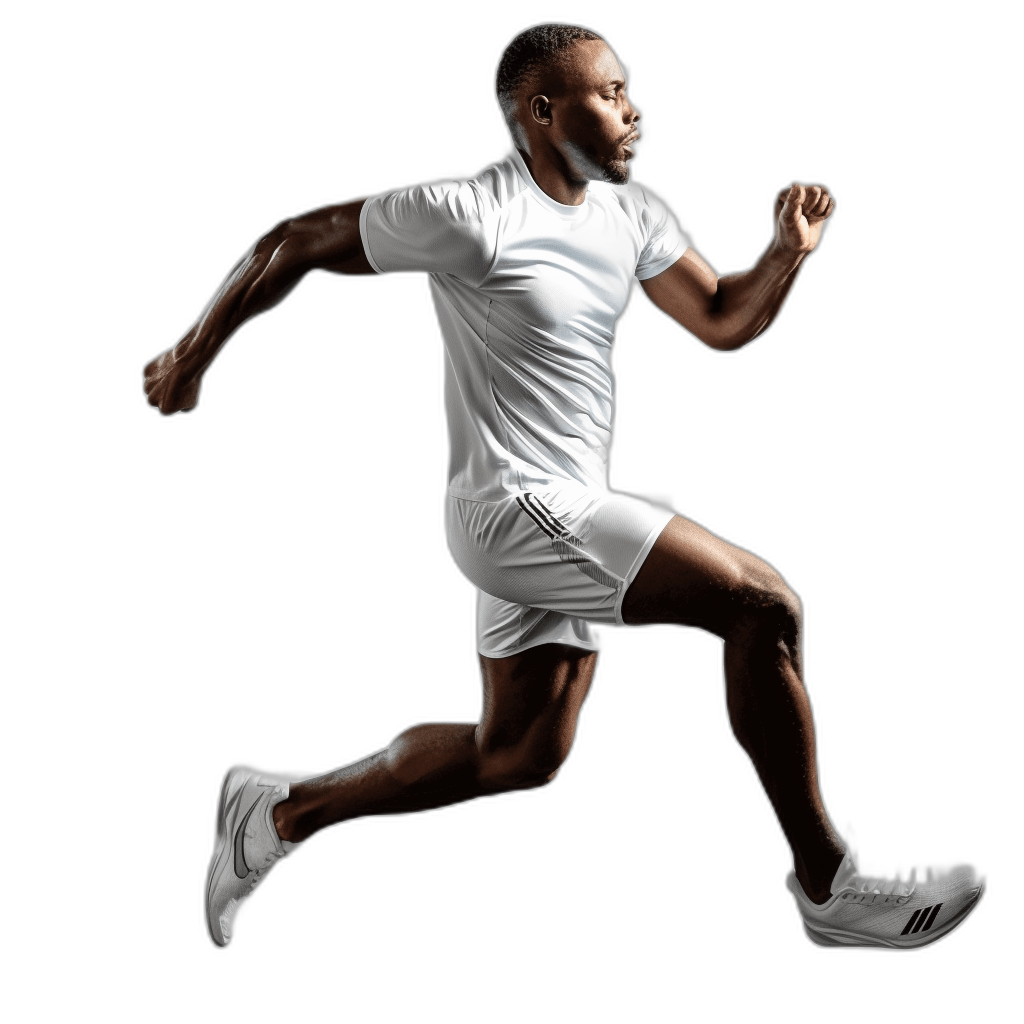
[774,183,835,254]
[144,336,204,414]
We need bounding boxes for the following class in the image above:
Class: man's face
[546,40,640,185]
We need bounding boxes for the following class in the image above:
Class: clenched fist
[144,335,204,415]
[775,184,835,254]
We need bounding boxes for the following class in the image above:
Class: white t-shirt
[359,149,690,501]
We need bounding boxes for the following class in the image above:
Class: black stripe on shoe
[910,906,932,934]
[921,903,943,931]
[900,909,923,936]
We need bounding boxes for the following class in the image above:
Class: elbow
[240,224,307,305]
[265,210,322,254]
[718,340,749,352]
[701,333,750,352]
[266,218,301,252]
[252,222,292,265]
[696,321,759,352]
[692,294,752,351]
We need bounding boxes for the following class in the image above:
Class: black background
[114,6,999,983]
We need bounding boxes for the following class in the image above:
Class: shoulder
[362,156,527,281]
[375,155,529,227]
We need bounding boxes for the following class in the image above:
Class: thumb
[782,183,805,222]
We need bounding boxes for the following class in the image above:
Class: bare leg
[273,644,597,843]
[622,516,845,903]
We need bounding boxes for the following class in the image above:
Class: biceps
[640,248,719,335]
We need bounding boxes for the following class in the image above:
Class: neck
[518,147,589,206]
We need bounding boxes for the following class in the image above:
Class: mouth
[621,131,641,156]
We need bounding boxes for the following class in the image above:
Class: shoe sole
[802,883,985,949]
[205,767,252,947]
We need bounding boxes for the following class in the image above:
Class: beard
[563,140,631,186]
[600,158,630,185]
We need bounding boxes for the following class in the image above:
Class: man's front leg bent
[622,515,845,902]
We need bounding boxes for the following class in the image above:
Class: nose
[624,94,640,125]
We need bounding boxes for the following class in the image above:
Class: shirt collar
[508,148,590,217]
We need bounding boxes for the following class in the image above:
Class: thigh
[620,515,790,637]
[477,643,598,764]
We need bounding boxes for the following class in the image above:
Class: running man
[145,24,983,949]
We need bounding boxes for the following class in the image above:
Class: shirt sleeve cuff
[635,240,689,281]
[358,197,385,274]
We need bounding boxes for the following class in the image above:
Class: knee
[730,565,802,645]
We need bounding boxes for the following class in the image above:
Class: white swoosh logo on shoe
[233,796,262,878]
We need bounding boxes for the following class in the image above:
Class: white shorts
[446,483,675,658]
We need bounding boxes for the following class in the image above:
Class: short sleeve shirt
[360,149,690,500]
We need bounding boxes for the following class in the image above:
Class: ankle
[272,799,302,843]
[795,848,846,904]
[795,870,832,904]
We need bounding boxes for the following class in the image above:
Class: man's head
[496,24,640,186]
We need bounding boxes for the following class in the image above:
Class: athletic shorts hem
[613,509,675,625]
[477,634,601,660]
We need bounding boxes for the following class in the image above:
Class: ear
[529,94,553,126]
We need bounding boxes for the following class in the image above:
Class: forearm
[146,200,370,413]
[709,242,806,350]
[642,184,833,352]
[174,225,309,374]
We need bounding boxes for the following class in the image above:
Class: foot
[206,767,292,947]
[787,851,984,948]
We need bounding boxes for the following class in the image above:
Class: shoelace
[839,868,921,905]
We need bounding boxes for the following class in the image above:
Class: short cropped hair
[495,24,603,147]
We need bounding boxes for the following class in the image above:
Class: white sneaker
[787,851,984,948]
[206,767,292,947]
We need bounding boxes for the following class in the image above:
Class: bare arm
[641,184,835,351]
[144,199,373,414]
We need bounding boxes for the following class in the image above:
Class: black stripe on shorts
[523,492,570,538]
[516,494,558,539]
